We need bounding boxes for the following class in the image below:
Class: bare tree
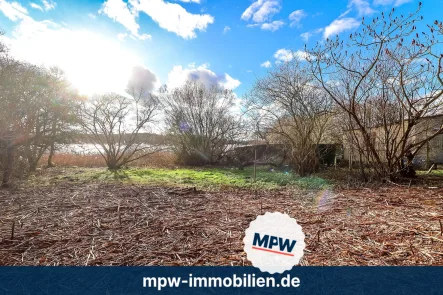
[0,40,50,184]
[21,67,81,171]
[80,91,160,170]
[162,81,244,165]
[0,31,83,186]
[21,66,55,172]
[245,57,334,176]
[0,35,159,183]
[1,64,78,173]
[306,3,443,180]
[46,67,82,168]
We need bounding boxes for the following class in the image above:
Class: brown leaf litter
[0,180,442,266]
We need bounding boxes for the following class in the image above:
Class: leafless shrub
[161,81,245,166]
[307,3,443,180]
[80,91,161,170]
[245,58,334,176]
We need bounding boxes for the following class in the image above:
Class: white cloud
[41,0,55,10]
[338,8,352,19]
[300,32,312,42]
[100,0,139,35]
[241,0,281,23]
[246,23,260,28]
[117,32,128,40]
[30,2,43,11]
[135,33,151,40]
[241,0,284,32]
[224,73,242,90]
[348,0,375,16]
[260,20,284,32]
[289,9,306,27]
[300,27,323,42]
[223,25,230,34]
[167,63,240,90]
[99,0,152,41]
[88,13,97,19]
[295,50,312,61]
[317,0,371,40]
[1,17,144,95]
[130,0,214,39]
[373,0,411,7]
[260,60,271,68]
[176,0,201,2]
[274,49,311,62]
[27,0,55,12]
[274,48,293,62]
[323,17,359,39]
[127,66,158,93]
[0,0,29,21]
[252,0,280,23]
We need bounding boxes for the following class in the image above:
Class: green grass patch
[417,169,443,176]
[86,167,329,190]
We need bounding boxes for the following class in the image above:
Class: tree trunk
[47,117,57,168]
[26,150,37,172]
[24,145,37,172]
[426,141,430,170]
[47,143,56,167]
[2,145,14,187]
[107,157,120,170]
[298,163,306,177]
[358,153,368,182]
[29,161,38,172]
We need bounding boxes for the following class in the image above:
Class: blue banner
[0,267,442,295]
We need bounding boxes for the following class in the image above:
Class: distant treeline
[71,132,254,147]
[73,133,169,145]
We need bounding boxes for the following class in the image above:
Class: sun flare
[4,19,142,96]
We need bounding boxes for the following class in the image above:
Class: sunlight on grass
[87,167,329,190]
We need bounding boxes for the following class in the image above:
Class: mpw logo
[243,212,305,273]
[252,233,297,256]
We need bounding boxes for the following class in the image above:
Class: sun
[5,19,142,96]
[61,31,141,96]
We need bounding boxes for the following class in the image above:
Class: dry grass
[0,168,441,266]
[39,152,177,168]
[41,154,105,167]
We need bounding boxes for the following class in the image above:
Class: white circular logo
[243,212,305,274]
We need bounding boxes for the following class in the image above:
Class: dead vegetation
[0,170,442,266]
[39,151,177,168]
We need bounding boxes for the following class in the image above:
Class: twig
[10,221,15,240]
[386,180,408,187]
[426,163,436,174]
[118,203,122,227]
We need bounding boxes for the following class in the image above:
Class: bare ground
[0,171,442,266]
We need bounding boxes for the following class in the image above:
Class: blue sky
[0,0,441,97]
